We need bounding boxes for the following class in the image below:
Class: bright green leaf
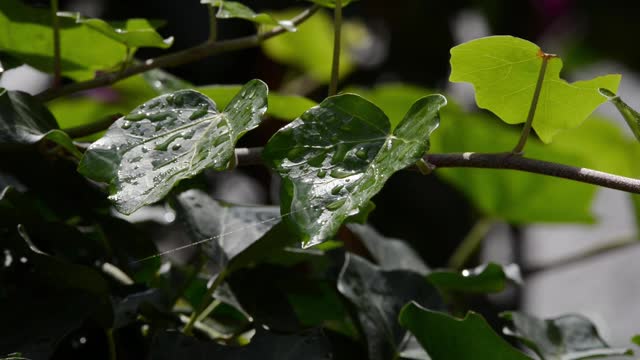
[400,302,532,360]
[0,0,126,80]
[599,88,640,142]
[450,36,621,143]
[263,93,446,247]
[501,312,634,360]
[78,80,268,214]
[201,0,296,31]
[337,254,443,360]
[261,9,366,83]
[426,263,522,294]
[632,335,640,347]
[0,89,80,157]
[58,12,173,49]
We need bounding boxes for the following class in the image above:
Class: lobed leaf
[263,93,446,247]
[450,36,621,143]
[426,263,522,294]
[201,0,296,31]
[78,80,268,214]
[502,312,634,360]
[399,302,532,360]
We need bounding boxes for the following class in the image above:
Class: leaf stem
[50,0,61,88]
[207,5,218,43]
[448,218,495,270]
[329,0,343,97]
[182,269,228,335]
[37,5,320,102]
[106,328,117,360]
[512,53,552,154]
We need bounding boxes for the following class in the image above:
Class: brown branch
[234,148,640,194]
[37,5,320,102]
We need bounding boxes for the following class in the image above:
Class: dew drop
[331,185,343,195]
[149,111,170,122]
[330,169,352,179]
[189,105,208,120]
[317,170,327,178]
[325,198,346,210]
[356,149,368,160]
[124,112,146,121]
[121,121,132,129]
[172,143,182,151]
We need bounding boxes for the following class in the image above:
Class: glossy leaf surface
[201,0,295,31]
[337,254,443,360]
[58,12,173,49]
[0,89,80,157]
[78,80,268,214]
[450,36,621,142]
[502,312,633,360]
[263,93,446,246]
[400,302,532,360]
[427,263,522,294]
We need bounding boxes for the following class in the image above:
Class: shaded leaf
[0,89,80,157]
[399,302,532,360]
[450,36,621,142]
[113,288,169,329]
[427,262,522,294]
[347,223,429,275]
[150,328,332,360]
[202,0,295,31]
[0,0,126,80]
[502,312,634,360]
[599,88,640,142]
[58,12,173,49]
[264,94,446,247]
[78,80,268,214]
[337,254,443,360]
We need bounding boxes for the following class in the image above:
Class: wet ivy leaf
[78,80,268,214]
[346,223,429,275]
[427,263,522,294]
[599,88,640,142]
[501,312,634,360]
[0,0,126,80]
[450,36,621,143]
[113,288,169,329]
[0,89,80,157]
[174,188,281,270]
[337,254,443,360]
[150,328,332,360]
[144,68,193,94]
[400,302,532,360]
[198,85,317,121]
[201,0,296,31]
[58,12,173,49]
[263,94,446,247]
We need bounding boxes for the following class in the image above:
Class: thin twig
[207,5,218,43]
[182,270,228,335]
[448,218,496,270]
[37,5,320,102]
[233,147,640,194]
[50,0,61,88]
[329,0,343,96]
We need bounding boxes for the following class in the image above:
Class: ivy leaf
[501,312,634,360]
[263,93,446,247]
[0,0,127,80]
[78,80,268,214]
[58,12,173,49]
[427,263,522,294]
[337,254,443,360]
[201,0,296,31]
[599,88,640,142]
[305,0,358,8]
[0,89,80,157]
[450,36,621,143]
[346,223,430,275]
[399,302,533,360]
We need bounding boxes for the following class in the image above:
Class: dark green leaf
[0,89,80,157]
[501,312,634,360]
[399,302,532,360]
[113,288,169,329]
[599,88,640,142]
[78,80,268,214]
[427,263,522,294]
[264,94,446,246]
[201,0,296,31]
[305,0,358,8]
[347,223,429,275]
[0,0,127,80]
[58,12,173,49]
[337,254,443,360]
[150,328,332,360]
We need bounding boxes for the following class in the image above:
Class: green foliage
[202,0,296,31]
[78,80,268,214]
[599,88,640,142]
[450,36,621,143]
[263,93,446,247]
[501,312,634,359]
[427,263,522,294]
[306,0,358,8]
